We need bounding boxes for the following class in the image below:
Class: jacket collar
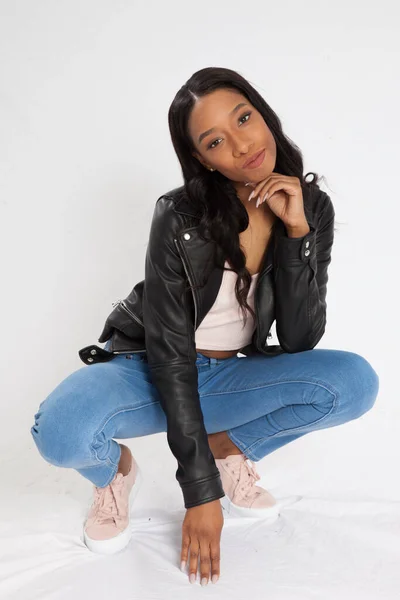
[172,190,203,219]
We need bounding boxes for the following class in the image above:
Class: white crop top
[194,260,259,351]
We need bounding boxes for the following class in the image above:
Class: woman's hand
[246,173,308,230]
[181,499,224,585]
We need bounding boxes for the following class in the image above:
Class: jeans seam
[98,464,119,488]
[225,381,338,461]
[197,368,219,388]
[89,402,160,465]
[242,388,338,459]
[200,378,339,398]
[227,430,259,461]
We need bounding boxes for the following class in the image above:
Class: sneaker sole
[220,493,281,519]
[83,465,143,555]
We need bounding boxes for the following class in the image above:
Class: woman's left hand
[246,174,307,229]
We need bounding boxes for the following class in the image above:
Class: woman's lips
[243,148,266,169]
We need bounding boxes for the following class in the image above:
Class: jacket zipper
[105,299,146,354]
[112,299,144,328]
[174,237,198,329]
[254,263,273,350]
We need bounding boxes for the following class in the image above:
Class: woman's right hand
[180,499,224,585]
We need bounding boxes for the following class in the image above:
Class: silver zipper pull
[112,299,122,308]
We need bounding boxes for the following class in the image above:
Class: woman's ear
[192,151,208,169]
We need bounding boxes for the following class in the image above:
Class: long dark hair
[168,66,321,328]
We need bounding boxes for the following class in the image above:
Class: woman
[30,67,379,585]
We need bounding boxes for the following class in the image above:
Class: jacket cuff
[181,473,226,509]
[275,224,316,264]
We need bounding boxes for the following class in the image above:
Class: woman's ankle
[117,443,132,476]
[208,431,243,460]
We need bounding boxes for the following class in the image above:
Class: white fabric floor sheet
[0,414,399,600]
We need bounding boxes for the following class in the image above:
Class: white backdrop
[1,1,399,598]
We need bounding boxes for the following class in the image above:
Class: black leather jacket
[78,183,335,509]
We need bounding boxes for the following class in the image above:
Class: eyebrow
[197,102,249,145]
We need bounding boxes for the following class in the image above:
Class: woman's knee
[30,377,100,468]
[332,351,380,419]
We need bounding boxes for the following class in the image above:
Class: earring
[208,167,215,171]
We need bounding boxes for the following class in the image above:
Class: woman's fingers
[187,538,220,585]
[188,541,200,584]
[180,531,190,573]
[199,540,212,585]
[181,500,223,584]
[209,538,221,584]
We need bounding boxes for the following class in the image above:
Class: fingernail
[212,574,219,584]
[181,561,186,572]
[248,190,255,200]
[189,573,196,584]
[256,197,260,208]
[201,577,208,586]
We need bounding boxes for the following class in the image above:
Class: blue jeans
[30,344,379,488]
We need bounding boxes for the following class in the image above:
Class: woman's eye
[208,138,221,150]
[207,112,252,150]
[239,112,252,125]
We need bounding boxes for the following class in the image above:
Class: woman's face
[188,88,277,191]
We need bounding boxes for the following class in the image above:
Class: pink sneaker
[83,450,143,554]
[215,453,280,519]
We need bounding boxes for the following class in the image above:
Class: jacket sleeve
[273,190,335,352]
[142,196,225,509]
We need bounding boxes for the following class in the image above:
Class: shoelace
[227,458,261,499]
[92,474,126,525]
